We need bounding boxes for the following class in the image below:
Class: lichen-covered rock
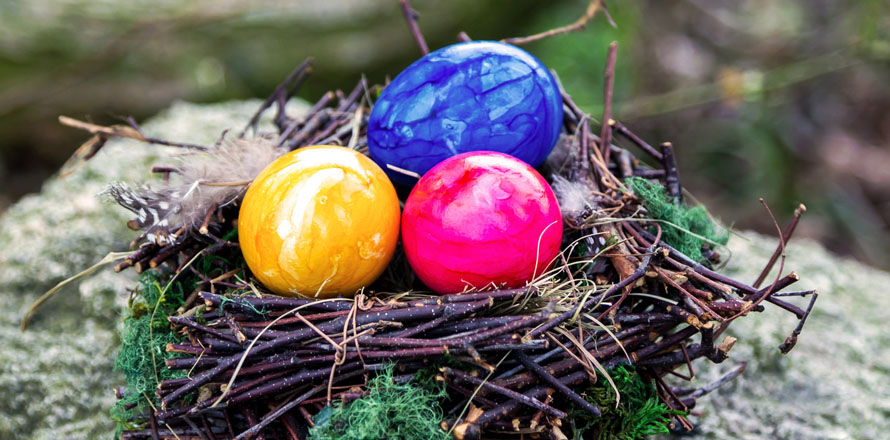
[663,232,890,440]
[1,100,887,439]
[0,99,305,440]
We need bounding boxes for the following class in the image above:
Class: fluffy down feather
[103,137,285,245]
[551,175,592,218]
[545,134,593,217]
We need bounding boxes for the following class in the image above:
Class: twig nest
[238,145,400,298]
[401,151,563,293]
[368,41,563,185]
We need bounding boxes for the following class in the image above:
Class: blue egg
[368,41,563,185]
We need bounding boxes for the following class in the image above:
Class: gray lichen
[662,232,890,440]
[0,100,887,439]
[0,99,304,440]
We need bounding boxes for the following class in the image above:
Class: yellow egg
[238,145,400,298]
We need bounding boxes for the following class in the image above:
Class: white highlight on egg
[276,168,346,283]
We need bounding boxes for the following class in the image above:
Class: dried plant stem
[241,58,312,137]
[444,367,566,419]
[661,142,683,203]
[399,0,429,55]
[778,292,818,354]
[753,203,806,288]
[600,41,618,164]
[502,0,603,45]
[516,351,600,417]
[59,115,209,150]
[609,119,664,161]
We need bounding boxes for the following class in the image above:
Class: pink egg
[401,151,563,294]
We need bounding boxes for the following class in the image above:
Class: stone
[1,100,887,439]
[661,232,890,440]
[0,99,304,440]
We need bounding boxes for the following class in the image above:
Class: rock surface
[0,100,303,440]
[662,232,890,440]
[0,101,887,439]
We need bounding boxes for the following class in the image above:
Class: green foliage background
[2,0,889,267]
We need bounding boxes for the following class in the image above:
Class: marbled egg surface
[368,41,563,185]
[238,145,401,298]
[401,151,563,293]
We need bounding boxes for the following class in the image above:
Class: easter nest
[28,2,818,440]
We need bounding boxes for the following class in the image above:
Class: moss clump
[110,271,189,433]
[626,177,729,263]
[309,364,450,440]
[570,364,684,440]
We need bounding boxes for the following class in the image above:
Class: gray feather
[102,137,285,245]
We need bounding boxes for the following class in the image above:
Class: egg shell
[368,41,563,185]
[401,151,563,294]
[238,145,401,298]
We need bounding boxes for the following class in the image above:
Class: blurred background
[1,0,888,269]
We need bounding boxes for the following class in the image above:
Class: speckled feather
[103,138,285,245]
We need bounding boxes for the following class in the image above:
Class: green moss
[110,271,189,434]
[569,365,684,440]
[626,177,729,263]
[309,364,450,440]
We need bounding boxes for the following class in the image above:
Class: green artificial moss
[569,364,684,440]
[110,271,189,434]
[626,177,729,263]
[309,364,450,440]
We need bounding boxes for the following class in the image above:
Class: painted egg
[238,145,401,298]
[401,151,563,294]
[368,41,563,185]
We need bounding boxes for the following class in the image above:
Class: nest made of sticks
[37,2,819,439]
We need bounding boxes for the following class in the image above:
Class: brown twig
[443,367,567,419]
[600,41,618,164]
[610,119,664,161]
[399,0,429,55]
[233,370,364,440]
[241,58,312,137]
[502,0,603,45]
[515,351,600,417]
[779,292,818,354]
[661,142,682,204]
[60,115,209,150]
[753,203,806,288]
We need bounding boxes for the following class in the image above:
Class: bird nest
[28,2,818,439]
